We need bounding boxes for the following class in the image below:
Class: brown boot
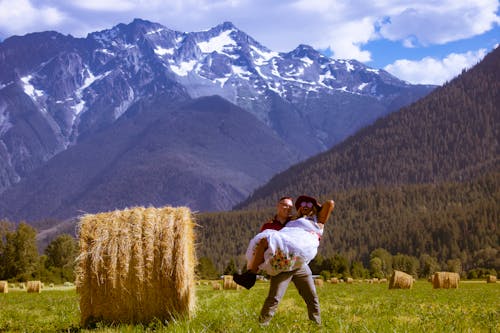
[317,200,334,224]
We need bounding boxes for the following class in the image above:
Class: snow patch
[146,28,164,35]
[198,30,237,53]
[358,82,368,90]
[97,49,115,56]
[251,45,278,65]
[214,77,229,87]
[232,65,252,79]
[20,75,44,99]
[170,60,197,76]
[154,46,174,56]
[301,57,314,66]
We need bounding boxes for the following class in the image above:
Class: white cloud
[0,0,497,70]
[378,0,500,46]
[68,0,135,12]
[0,0,65,36]
[383,49,488,85]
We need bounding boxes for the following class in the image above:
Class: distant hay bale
[314,278,324,287]
[0,281,8,293]
[432,272,460,289]
[19,283,25,289]
[379,278,387,283]
[389,270,413,289]
[222,275,239,290]
[212,281,222,290]
[76,206,197,327]
[346,277,354,284]
[27,281,42,293]
[329,277,339,284]
[486,275,497,283]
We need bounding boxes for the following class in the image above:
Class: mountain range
[0,19,434,221]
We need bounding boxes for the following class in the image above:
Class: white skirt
[245,217,323,276]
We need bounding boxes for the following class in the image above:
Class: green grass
[0,281,498,332]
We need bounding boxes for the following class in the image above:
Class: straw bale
[222,275,239,290]
[486,275,497,283]
[379,278,387,283]
[76,206,197,327]
[389,270,413,289]
[27,281,42,293]
[0,281,8,293]
[432,272,459,289]
[329,277,339,284]
[346,277,354,284]
[314,278,324,287]
[212,281,222,290]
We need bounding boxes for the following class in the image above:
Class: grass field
[0,281,498,332]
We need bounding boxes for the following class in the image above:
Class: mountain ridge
[0,19,435,220]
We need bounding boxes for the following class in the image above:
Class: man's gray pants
[259,264,321,324]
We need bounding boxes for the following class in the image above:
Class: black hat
[295,195,321,211]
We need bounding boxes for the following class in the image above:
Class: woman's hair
[293,206,318,220]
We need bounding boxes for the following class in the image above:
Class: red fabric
[260,216,288,232]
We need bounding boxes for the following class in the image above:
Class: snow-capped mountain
[0,19,434,217]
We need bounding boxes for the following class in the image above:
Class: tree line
[0,221,78,283]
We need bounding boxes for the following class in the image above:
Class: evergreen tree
[44,234,78,282]
[196,257,219,279]
[3,223,39,280]
[223,258,238,275]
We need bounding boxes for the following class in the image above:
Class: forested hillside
[236,47,499,209]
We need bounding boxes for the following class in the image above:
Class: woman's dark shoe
[233,271,257,289]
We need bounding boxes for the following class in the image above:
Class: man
[234,195,334,326]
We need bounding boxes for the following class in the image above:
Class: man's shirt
[260,215,291,232]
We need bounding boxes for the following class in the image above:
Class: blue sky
[0,0,498,85]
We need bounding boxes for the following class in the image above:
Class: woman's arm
[317,200,335,224]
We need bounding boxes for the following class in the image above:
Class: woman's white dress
[245,217,323,276]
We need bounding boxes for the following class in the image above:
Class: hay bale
[329,277,339,284]
[389,270,413,289]
[486,275,497,283]
[27,281,42,293]
[314,278,324,287]
[432,272,460,289]
[379,278,387,283]
[0,281,8,293]
[76,206,197,327]
[346,277,354,284]
[222,275,239,290]
[212,281,222,290]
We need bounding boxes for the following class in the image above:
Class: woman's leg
[248,238,268,273]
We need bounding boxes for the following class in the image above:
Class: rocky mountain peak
[0,19,436,206]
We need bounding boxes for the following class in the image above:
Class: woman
[234,195,334,288]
